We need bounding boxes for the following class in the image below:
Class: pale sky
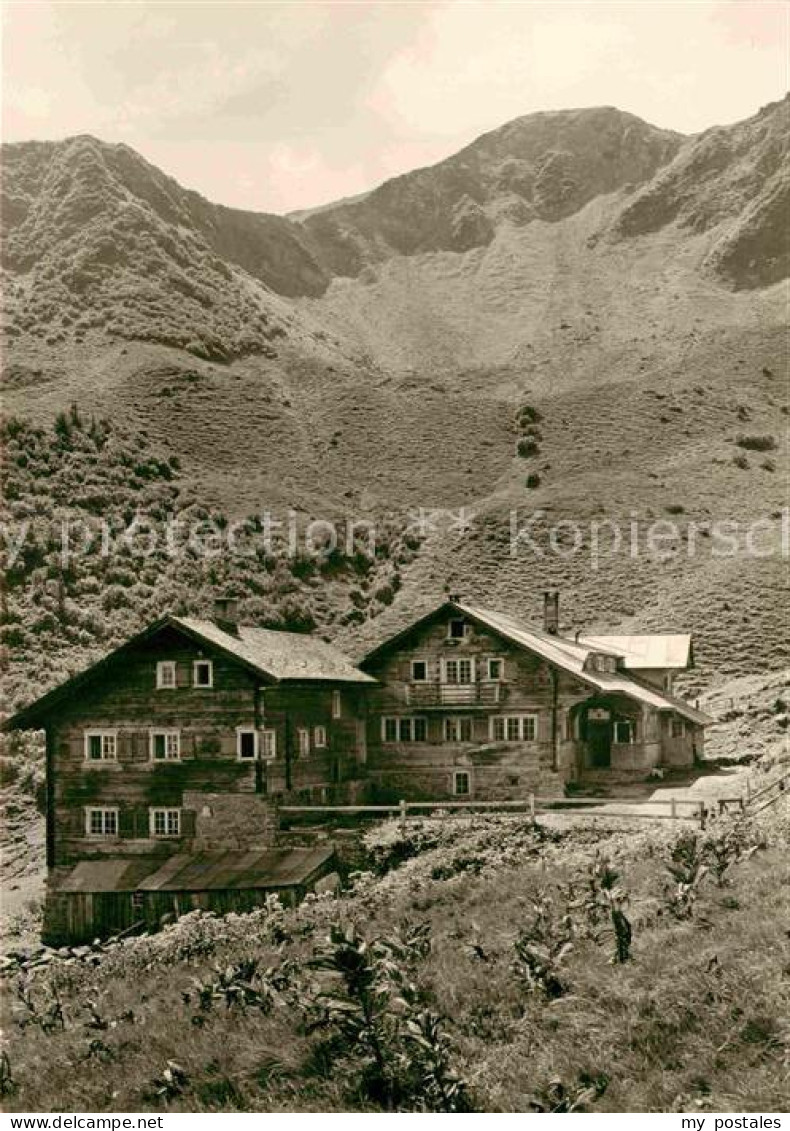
[2,1,787,214]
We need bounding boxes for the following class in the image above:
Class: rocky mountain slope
[1,97,787,710]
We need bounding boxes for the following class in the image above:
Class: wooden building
[359,594,711,800]
[4,591,711,941]
[2,598,372,942]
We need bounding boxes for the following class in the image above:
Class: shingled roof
[3,614,374,730]
[172,617,375,684]
[362,599,711,726]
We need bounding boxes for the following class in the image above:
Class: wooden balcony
[405,682,503,709]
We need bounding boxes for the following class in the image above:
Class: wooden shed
[43,846,336,944]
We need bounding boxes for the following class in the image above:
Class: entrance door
[586,708,611,768]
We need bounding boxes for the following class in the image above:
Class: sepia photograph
[0,0,787,1119]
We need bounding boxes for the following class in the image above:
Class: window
[331,691,342,719]
[614,720,636,744]
[237,729,258,760]
[448,619,467,639]
[382,717,427,743]
[150,730,180,761]
[589,654,617,674]
[486,658,503,681]
[314,725,327,748]
[193,660,213,688]
[671,718,685,738]
[297,728,310,757]
[443,658,474,684]
[156,661,176,689]
[491,715,538,742]
[453,771,471,796]
[411,660,428,682]
[84,730,117,762]
[261,729,277,760]
[444,717,473,742]
[150,808,180,837]
[86,808,118,837]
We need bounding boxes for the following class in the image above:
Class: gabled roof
[172,617,375,685]
[3,614,374,731]
[577,634,692,670]
[362,599,712,726]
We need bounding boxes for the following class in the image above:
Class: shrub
[525,473,541,489]
[735,434,776,452]
[517,437,539,458]
[518,405,543,425]
[733,453,749,470]
[303,922,473,1111]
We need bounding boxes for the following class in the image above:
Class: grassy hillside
[0,409,423,712]
[1,807,787,1112]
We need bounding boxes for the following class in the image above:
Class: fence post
[399,799,407,837]
[745,777,752,803]
[699,802,706,829]
[529,792,535,822]
[670,797,677,821]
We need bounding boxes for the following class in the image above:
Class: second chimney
[213,595,239,634]
[543,591,559,635]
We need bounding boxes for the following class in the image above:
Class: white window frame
[614,720,637,744]
[149,807,181,838]
[381,716,428,743]
[490,714,538,743]
[444,717,473,743]
[149,729,181,761]
[236,728,259,760]
[85,807,119,837]
[448,618,468,640]
[486,658,504,682]
[156,661,177,690]
[331,690,342,719]
[297,727,310,758]
[410,659,429,683]
[453,770,471,797]
[192,660,213,688]
[670,717,685,739]
[314,725,328,748]
[84,729,118,762]
[442,657,476,685]
[261,729,277,760]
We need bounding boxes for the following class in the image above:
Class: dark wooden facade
[361,604,704,800]
[43,623,368,870]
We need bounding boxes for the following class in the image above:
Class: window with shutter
[150,808,181,837]
[85,808,118,837]
[150,730,181,761]
[84,731,117,761]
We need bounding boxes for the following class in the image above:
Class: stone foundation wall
[182,791,278,851]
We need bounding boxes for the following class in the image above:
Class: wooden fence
[280,769,789,834]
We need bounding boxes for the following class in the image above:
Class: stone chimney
[543,591,559,635]
[213,595,239,634]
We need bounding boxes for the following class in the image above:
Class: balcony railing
[405,682,503,708]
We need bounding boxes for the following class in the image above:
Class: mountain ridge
[1,96,787,707]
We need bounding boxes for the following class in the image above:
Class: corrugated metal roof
[174,618,375,684]
[578,634,692,669]
[55,858,162,893]
[137,847,335,891]
[53,848,335,895]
